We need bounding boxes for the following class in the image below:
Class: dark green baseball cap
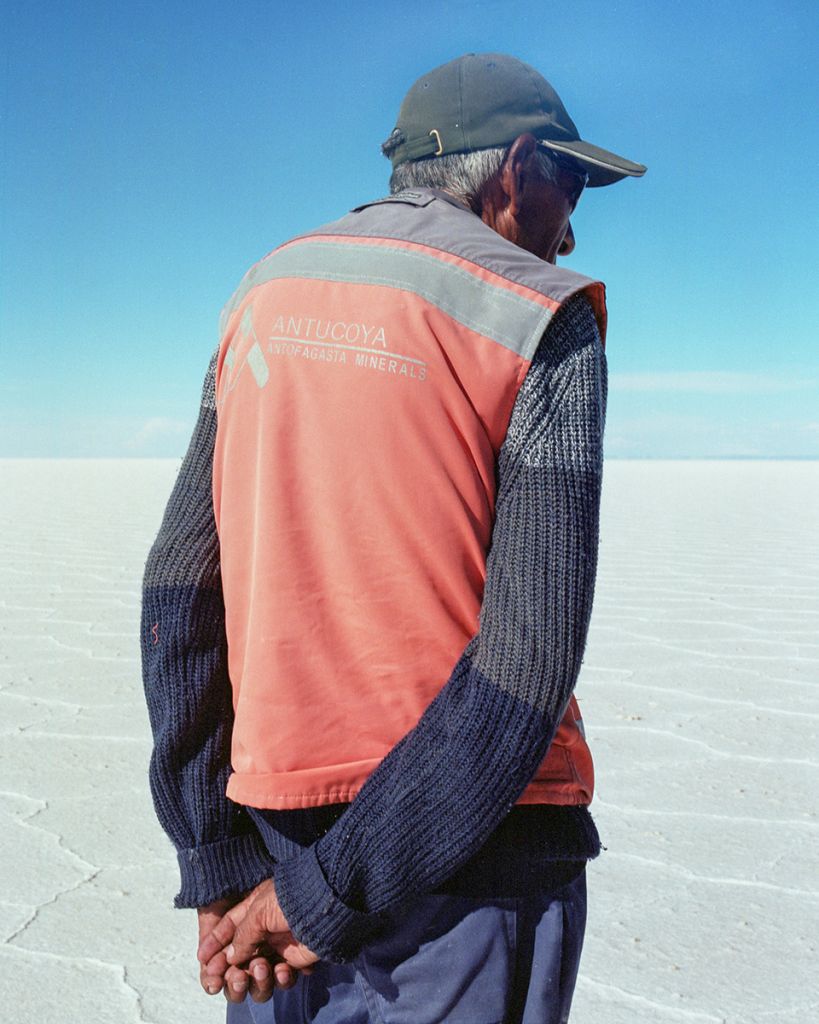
[386,53,646,187]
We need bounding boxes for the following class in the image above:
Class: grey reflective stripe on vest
[220,240,555,359]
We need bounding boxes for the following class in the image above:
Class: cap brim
[539,138,646,187]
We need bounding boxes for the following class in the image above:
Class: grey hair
[383,138,562,208]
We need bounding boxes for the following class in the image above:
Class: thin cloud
[610,371,818,395]
[127,417,191,452]
[604,411,819,459]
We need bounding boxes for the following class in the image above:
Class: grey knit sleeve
[140,351,274,907]
[472,293,607,697]
[272,293,607,961]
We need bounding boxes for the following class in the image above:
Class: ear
[499,134,540,216]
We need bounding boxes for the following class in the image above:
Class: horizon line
[1,455,818,463]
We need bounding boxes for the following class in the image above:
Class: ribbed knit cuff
[274,845,384,964]
[174,832,276,908]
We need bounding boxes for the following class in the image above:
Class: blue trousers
[225,870,586,1024]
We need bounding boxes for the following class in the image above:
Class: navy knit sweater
[141,292,606,962]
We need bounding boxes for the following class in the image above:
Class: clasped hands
[197,879,319,1004]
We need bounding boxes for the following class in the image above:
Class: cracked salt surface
[0,458,817,1024]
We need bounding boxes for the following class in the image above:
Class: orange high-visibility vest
[213,190,606,811]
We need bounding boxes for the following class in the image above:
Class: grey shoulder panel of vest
[220,237,554,360]
[331,192,599,301]
[351,191,437,211]
[220,194,601,357]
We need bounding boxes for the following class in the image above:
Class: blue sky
[1,0,817,458]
